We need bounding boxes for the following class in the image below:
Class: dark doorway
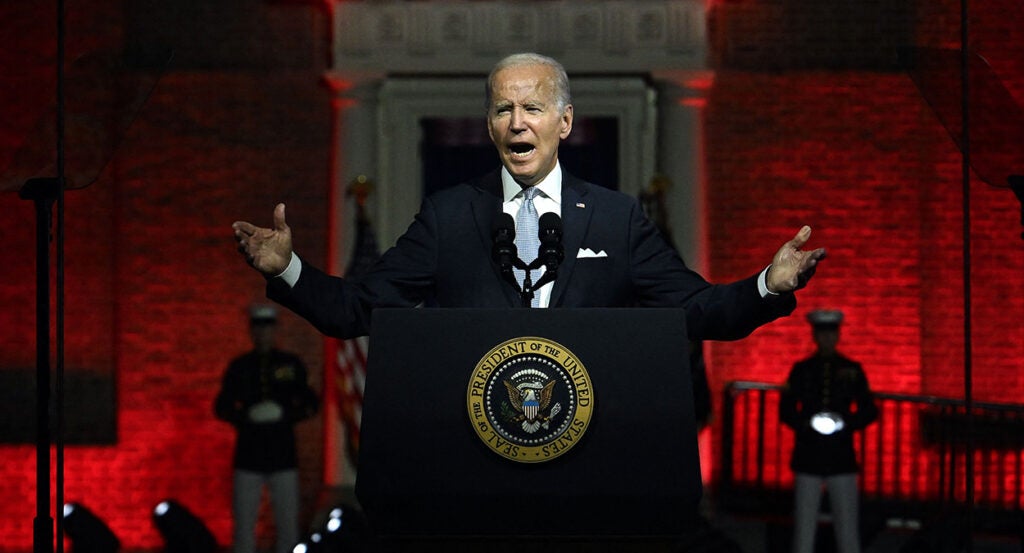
[420,117,619,197]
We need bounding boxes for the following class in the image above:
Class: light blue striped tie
[514,187,541,307]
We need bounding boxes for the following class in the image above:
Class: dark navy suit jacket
[268,170,795,340]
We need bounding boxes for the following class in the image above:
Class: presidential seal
[466,337,594,463]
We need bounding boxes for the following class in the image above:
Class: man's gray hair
[485,52,572,112]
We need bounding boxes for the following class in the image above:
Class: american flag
[335,335,368,464]
[334,203,380,466]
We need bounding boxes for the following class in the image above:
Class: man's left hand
[767,226,826,293]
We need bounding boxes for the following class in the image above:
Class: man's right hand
[233,203,292,276]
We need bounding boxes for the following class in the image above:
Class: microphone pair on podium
[491,212,564,307]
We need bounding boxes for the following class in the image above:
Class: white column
[652,71,714,277]
[321,73,381,488]
[323,73,382,276]
[653,71,715,487]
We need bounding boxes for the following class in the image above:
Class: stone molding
[333,0,707,74]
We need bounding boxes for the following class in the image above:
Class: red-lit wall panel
[0,69,332,549]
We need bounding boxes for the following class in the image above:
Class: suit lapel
[551,174,592,307]
[470,170,521,307]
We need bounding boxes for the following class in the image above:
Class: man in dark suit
[232,52,826,341]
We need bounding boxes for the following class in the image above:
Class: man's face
[487,63,573,187]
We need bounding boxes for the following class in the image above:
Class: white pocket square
[576,248,608,259]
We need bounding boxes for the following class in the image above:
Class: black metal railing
[718,381,1024,521]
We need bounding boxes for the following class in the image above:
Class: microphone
[530,212,563,291]
[537,212,564,271]
[491,213,523,290]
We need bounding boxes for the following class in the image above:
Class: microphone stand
[499,252,542,308]
[6,9,168,550]
[17,2,68,550]
[19,176,61,553]
[528,260,558,295]
[521,248,563,307]
[519,269,535,308]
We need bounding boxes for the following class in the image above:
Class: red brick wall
[703,0,1024,482]
[0,2,332,550]
[0,77,332,551]
[706,4,1024,393]
[705,69,935,395]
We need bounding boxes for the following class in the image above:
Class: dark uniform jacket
[214,349,318,472]
[780,352,878,475]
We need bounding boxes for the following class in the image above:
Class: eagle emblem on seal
[503,377,561,433]
[467,338,593,463]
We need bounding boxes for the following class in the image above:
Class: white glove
[248,400,284,423]
[810,411,845,435]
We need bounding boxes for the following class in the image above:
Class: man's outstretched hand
[233,203,292,276]
[767,225,826,293]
